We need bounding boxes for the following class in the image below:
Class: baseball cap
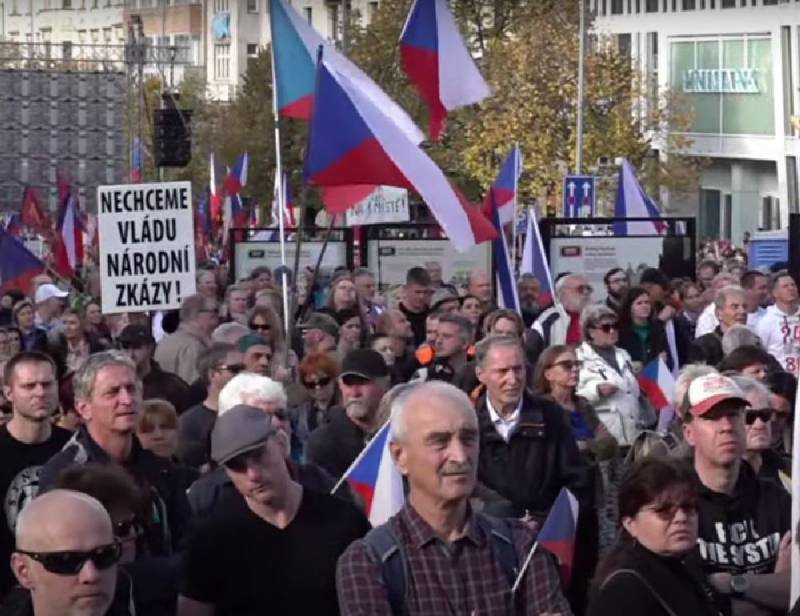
[34,283,69,304]
[239,333,270,353]
[118,325,154,347]
[211,404,274,465]
[639,268,670,289]
[298,312,339,339]
[686,373,749,418]
[340,349,389,381]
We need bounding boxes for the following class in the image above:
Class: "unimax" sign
[682,68,759,94]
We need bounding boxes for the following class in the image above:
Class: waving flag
[399,0,490,140]
[269,0,423,146]
[21,187,52,237]
[5,214,21,238]
[131,137,144,183]
[223,152,249,197]
[338,421,404,526]
[197,191,211,236]
[637,357,675,411]
[54,194,84,277]
[0,230,46,295]
[520,209,554,306]
[304,55,496,252]
[209,152,223,230]
[613,159,667,236]
[537,488,579,583]
[484,146,521,310]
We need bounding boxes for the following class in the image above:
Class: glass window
[682,0,695,8]
[611,0,624,13]
[303,6,312,23]
[247,0,257,12]
[646,0,658,11]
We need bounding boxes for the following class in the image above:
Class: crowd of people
[0,251,797,616]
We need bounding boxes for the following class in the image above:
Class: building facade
[593,0,800,243]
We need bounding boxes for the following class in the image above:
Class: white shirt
[486,396,522,442]
[747,306,766,331]
[757,304,800,376]
[694,303,718,338]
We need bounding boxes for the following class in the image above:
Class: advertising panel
[233,240,349,281]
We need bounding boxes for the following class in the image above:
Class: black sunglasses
[17,542,121,575]
[746,409,773,425]
[250,323,271,331]
[303,376,332,389]
[594,322,618,333]
[219,363,245,374]
[552,359,583,371]
[114,518,140,539]
[647,500,697,521]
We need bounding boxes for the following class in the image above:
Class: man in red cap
[682,372,790,614]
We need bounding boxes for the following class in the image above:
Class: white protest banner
[97,182,196,314]
[344,187,410,227]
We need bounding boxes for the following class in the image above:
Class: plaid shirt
[336,504,572,616]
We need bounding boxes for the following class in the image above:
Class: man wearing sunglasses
[682,373,790,614]
[238,334,273,378]
[9,490,125,616]
[178,405,369,616]
[118,325,190,415]
[178,343,243,470]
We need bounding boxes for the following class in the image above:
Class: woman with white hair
[576,303,642,447]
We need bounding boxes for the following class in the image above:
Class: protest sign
[344,187,410,226]
[97,182,196,314]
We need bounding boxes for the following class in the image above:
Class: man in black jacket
[474,334,594,613]
[39,351,191,557]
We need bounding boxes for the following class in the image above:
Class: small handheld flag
[637,357,675,411]
[520,209,554,307]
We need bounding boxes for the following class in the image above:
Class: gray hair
[218,373,287,414]
[437,313,474,345]
[389,381,475,444]
[714,285,746,311]
[580,303,617,340]
[712,272,738,290]
[474,335,523,368]
[729,375,771,407]
[212,322,250,345]
[675,364,717,417]
[74,350,137,401]
[375,383,416,429]
[721,324,760,355]
[180,294,216,322]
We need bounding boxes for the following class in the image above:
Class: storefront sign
[682,68,759,94]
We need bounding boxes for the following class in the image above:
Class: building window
[214,43,230,80]
[246,43,259,74]
[617,33,631,58]
[721,0,735,7]
[247,0,258,12]
[761,196,781,230]
[367,1,378,22]
[611,0,624,12]
[645,0,658,11]
[328,4,339,42]
[682,0,695,8]
[63,0,72,8]
[304,6,312,23]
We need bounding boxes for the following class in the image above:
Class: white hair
[729,375,771,407]
[389,381,475,443]
[721,325,760,355]
[212,322,250,345]
[218,373,287,414]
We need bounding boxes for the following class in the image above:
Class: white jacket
[575,342,641,446]
[757,304,800,376]
[531,303,570,346]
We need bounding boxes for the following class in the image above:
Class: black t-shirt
[695,462,791,576]
[0,424,71,596]
[399,302,430,347]
[177,403,216,468]
[180,486,370,615]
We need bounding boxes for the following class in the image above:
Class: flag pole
[511,143,521,274]
[511,541,539,595]
[270,44,291,360]
[331,419,391,495]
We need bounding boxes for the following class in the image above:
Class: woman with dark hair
[11,300,47,353]
[767,370,797,455]
[617,286,674,372]
[291,352,340,461]
[324,274,359,312]
[589,458,723,616]
[334,307,363,355]
[459,294,483,328]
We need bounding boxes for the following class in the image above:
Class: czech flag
[637,357,675,411]
[21,187,52,237]
[55,194,84,278]
[0,229,46,295]
[484,145,521,311]
[209,152,223,232]
[223,152,249,197]
[5,213,21,238]
[520,208,554,306]
[537,487,579,584]
[399,0,490,141]
[342,421,404,527]
[613,159,667,236]
[304,55,496,252]
[269,0,423,146]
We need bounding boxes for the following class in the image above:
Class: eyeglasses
[113,518,140,539]
[250,323,271,332]
[745,409,773,425]
[303,376,332,389]
[594,322,618,333]
[17,542,122,575]
[219,363,245,374]
[645,500,697,521]
[551,359,583,371]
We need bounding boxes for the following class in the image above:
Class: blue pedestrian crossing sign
[563,175,596,218]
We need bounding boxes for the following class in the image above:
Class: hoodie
[756,303,800,376]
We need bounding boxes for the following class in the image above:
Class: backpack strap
[362,524,408,616]
[475,513,519,587]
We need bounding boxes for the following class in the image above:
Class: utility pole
[575,0,586,175]
[127,16,146,182]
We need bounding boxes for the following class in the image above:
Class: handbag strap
[601,568,679,616]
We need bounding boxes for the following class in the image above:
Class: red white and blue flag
[637,357,675,411]
[55,194,84,277]
[21,187,51,237]
[520,208,554,306]
[269,0,423,146]
[399,0,490,140]
[341,421,404,526]
[537,487,579,584]
[484,145,521,310]
[613,159,667,236]
[223,152,249,197]
[304,55,496,252]
[209,152,223,232]
[0,229,46,295]
[4,214,21,238]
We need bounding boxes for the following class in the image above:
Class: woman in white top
[576,303,641,447]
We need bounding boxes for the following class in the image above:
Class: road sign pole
[576,0,586,175]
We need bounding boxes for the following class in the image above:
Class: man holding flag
[337,380,570,615]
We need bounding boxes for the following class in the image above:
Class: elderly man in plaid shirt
[336,381,570,616]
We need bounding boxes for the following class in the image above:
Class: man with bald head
[9,490,124,616]
[337,381,571,615]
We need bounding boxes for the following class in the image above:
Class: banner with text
[98,182,196,314]
[344,187,410,227]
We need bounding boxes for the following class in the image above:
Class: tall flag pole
[511,142,521,271]
[399,0,490,141]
